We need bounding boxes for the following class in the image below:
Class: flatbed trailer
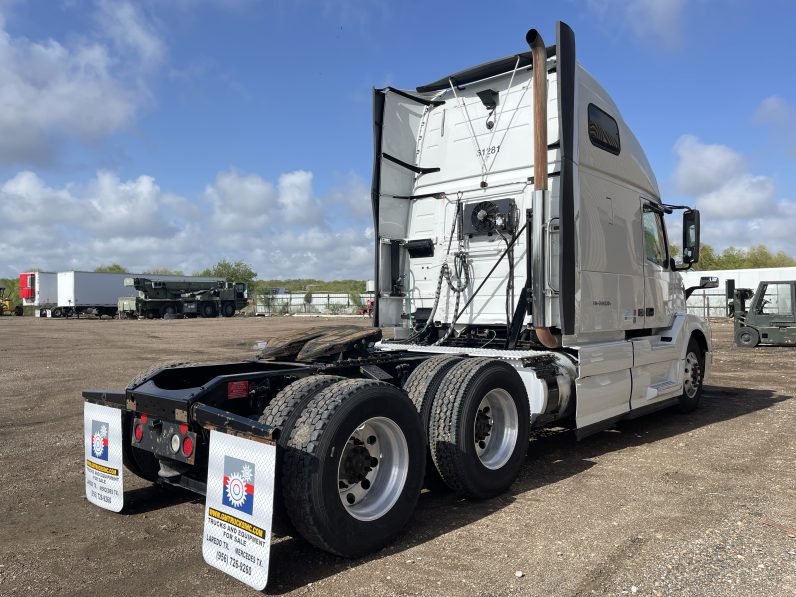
[82,21,716,589]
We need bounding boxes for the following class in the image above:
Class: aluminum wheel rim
[683,352,701,398]
[473,388,519,470]
[337,416,409,522]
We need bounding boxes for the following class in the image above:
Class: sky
[1,0,795,279]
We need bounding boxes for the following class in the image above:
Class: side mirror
[685,276,718,300]
[699,276,718,289]
[682,209,700,263]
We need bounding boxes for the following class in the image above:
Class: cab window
[757,283,794,316]
[642,207,668,267]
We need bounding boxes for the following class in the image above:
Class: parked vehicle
[0,286,22,316]
[117,277,245,319]
[19,271,58,316]
[51,271,224,318]
[83,22,715,589]
[732,280,796,347]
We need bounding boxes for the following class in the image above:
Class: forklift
[0,287,23,316]
[732,280,796,347]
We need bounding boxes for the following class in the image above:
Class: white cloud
[96,1,165,71]
[754,95,796,125]
[326,171,373,219]
[753,95,796,157]
[277,170,320,224]
[204,168,325,233]
[0,1,163,166]
[205,169,277,232]
[696,174,774,220]
[0,168,374,280]
[587,0,687,51]
[670,134,796,255]
[673,135,746,197]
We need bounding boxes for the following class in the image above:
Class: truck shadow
[264,384,788,593]
[121,484,201,515]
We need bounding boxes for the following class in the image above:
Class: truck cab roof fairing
[416,45,556,93]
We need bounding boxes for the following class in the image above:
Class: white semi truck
[82,22,717,589]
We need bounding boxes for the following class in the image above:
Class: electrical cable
[403,197,464,343]
[435,221,527,345]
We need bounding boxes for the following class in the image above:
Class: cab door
[641,201,672,329]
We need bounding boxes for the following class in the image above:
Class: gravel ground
[0,316,793,596]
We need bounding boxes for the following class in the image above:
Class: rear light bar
[132,415,198,464]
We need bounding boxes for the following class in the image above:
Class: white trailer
[54,271,224,318]
[82,21,718,589]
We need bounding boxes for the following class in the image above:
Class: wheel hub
[340,443,375,485]
[474,407,493,445]
[473,389,519,470]
[683,352,702,398]
[337,417,409,521]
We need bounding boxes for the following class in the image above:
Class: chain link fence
[686,289,731,319]
[255,293,371,316]
[258,290,731,318]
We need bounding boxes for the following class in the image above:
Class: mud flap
[202,430,276,590]
[84,402,124,512]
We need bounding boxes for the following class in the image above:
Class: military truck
[82,22,716,589]
[119,277,247,319]
[732,280,796,347]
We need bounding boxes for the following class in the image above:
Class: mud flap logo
[91,421,109,460]
[83,402,124,512]
[223,456,255,515]
[203,430,275,590]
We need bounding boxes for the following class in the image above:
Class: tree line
[685,244,796,271]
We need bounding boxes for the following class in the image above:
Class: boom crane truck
[118,277,247,319]
[82,22,717,589]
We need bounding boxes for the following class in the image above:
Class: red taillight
[182,436,194,456]
[140,414,148,424]
[179,424,188,435]
[133,423,143,442]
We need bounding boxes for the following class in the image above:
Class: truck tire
[428,358,530,499]
[163,305,176,316]
[201,302,216,318]
[52,307,62,318]
[404,355,464,492]
[258,375,343,535]
[221,302,235,318]
[734,327,759,348]
[282,379,425,557]
[145,309,156,319]
[678,337,705,413]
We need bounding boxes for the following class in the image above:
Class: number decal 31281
[477,145,500,157]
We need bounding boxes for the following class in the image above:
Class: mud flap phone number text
[86,478,116,504]
[215,550,261,576]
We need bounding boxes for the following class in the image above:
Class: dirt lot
[0,316,793,596]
